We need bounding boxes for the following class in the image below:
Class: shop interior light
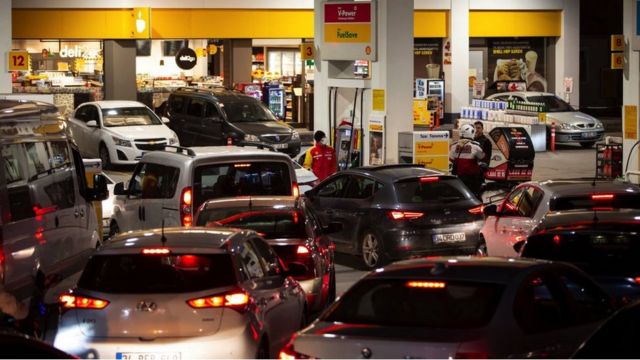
[136,10,146,33]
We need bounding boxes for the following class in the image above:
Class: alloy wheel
[362,233,380,268]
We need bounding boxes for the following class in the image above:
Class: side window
[169,95,186,114]
[46,141,76,209]
[140,163,180,199]
[2,144,33,222]
[74,106,88,122]
[187,98,206,117]
[85,105,99,123]
[238,240,266,280]
[501,187,524,216]
[205,102,220,118]
[517,187,544,218]
[49,141,72,170]
[559,273,613,325]
[317,176,349,198]
[514,275,571,334]
[24,142,51,179]
[128,163,147,198]
[343,176,377,199]
[71,147,88,199]
[251,238,282,277]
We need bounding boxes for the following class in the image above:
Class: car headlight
[244,134,260,142]
[168,135,179,145]
[596,122,604,129]
[112,136,132,147]
[560,123,573,130]
[291,131,300,140]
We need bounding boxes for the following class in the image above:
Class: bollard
[551,122,556,152]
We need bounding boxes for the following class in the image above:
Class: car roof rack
[358,164,425,171]
[163,145,196,156]
[236,141,276,152]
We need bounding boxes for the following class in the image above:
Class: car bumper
[54,322,257,359]
[382,220,483,260]
[555,130,605,143]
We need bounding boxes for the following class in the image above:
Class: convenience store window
[267,48,302,78]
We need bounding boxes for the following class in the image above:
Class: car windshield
[526,95,574,112]
[394,177,474,203]
[102,107,162,127]
[78,254,236,293]
[322,278,504,329]
[221,100,277,123]
[550,194,640,211]
[197,207,306,239]
[193,162,292,210]
[523,231,640,277]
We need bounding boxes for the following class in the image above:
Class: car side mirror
[113,182,127,196]
[86,120,98,128]
[323,222,342,235]
[89,174,108,201]
[483,204,499,217]
[161,116,170,124]
[286,262,309,278]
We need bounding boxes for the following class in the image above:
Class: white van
[0,100,108,300]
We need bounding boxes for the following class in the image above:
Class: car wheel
[99,143,112,170]
[476,236,488,256]
[580,141,596,149]
[108,221,119,239]
[359,230,386,269]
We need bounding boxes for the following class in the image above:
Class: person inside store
[474,121,493,169]
[303,130,337,182]
[450,124,485,197]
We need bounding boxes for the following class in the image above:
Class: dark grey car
[304,165,484,269]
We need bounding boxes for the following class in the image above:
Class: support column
[623,0,640,183]
[448,0,470,123]
[223,39,252,87]
[0,0,12,94]
[103,40,137,101]
[555,0,580,106]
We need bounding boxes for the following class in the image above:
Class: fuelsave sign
[322,1,376,61]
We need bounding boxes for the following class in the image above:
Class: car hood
[232,121,293,136]
[106,125,176,140]
[546,112,600,125]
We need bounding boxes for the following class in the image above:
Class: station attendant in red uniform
[450,124,485,197]
[303,130,337,182]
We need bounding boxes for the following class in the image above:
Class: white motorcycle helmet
[459,124,476,140]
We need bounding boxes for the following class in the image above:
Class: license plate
[433,233,466,244]
[582,132,597,138]
[273,143,288,149]
[116,353,181,360]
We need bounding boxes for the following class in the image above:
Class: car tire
[476,236,488,256]
[108,221,120,239]
[580,141,596,149]
[359,230,386,270]
[99,143,112,170]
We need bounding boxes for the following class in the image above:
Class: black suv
[162,87,301,157]
[304,164,484,269]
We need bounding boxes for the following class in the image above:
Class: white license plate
[433,232,466,244]
[582,132,597,138]
[273,143,288,149]
[116,353,181,360]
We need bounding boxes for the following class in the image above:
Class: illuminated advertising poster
[414,38,443,79]
[488,38,547,92]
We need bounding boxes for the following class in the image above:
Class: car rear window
[550,194,640,211]
[78,254,236,293]
[193,162,292,209]
[197,207,307,239]
[523,231,640,276]
[394,177,474,203]
[322,278,504,329]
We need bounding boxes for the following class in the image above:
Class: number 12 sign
[7,51,29,71]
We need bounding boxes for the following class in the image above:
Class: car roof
[346,165,444,182]
[140,145,293,164]
[173,87,254,102]
[536,209,640,231]
[0,99,60,120]
[534,180,640,197]
[100,227,243,253]
[367,256,556,284]
[200,196,298,212]
[488,91,556,98]
[85,101,147,109]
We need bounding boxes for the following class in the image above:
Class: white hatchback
[68,101,179,168]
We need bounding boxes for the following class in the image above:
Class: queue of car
[4,96,640,359]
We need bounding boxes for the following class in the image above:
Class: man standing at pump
[450,124,485,197]
[474,121,493,169]
[303,130,337,182]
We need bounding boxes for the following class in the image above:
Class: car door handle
[138,206,143,220]
[55,216,60,227]
[142,206,146,221]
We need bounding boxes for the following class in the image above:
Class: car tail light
[59,294,109,309]
[388,211,424,220]
[181,186,193,227]
[634,277,640,285]
[292,182,300,198]
[420,177,439,183]
[0,248,5,285]
[279,338,310,360]
[553,235,561,245]
[142,248,171,255]
[296,245,310,255]
[187,289,249,311]
[468,205,484,215]
[592,194,614,200]
[455,351,488,359]
[406,281,446,289]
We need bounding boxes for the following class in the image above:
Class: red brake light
[181,186,193,227]
[468,205,484,214]
[592,194,614,200]
[455,351,488,359]
[406,281,446,289]
[142,248,171,255]
[292,182,300,198]
[59,294,109,309]
[388,211,424,220]
[187,290,249,309]
[634,277,640,285]
[553,235,561,245]
[297,245,310,255]
[420,177,439,183]
[279,337,309,360]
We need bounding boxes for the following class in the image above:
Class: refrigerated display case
[269,87,285,119]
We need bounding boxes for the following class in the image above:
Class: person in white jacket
[450,124,485,196]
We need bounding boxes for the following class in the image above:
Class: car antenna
[161,218,167,246]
